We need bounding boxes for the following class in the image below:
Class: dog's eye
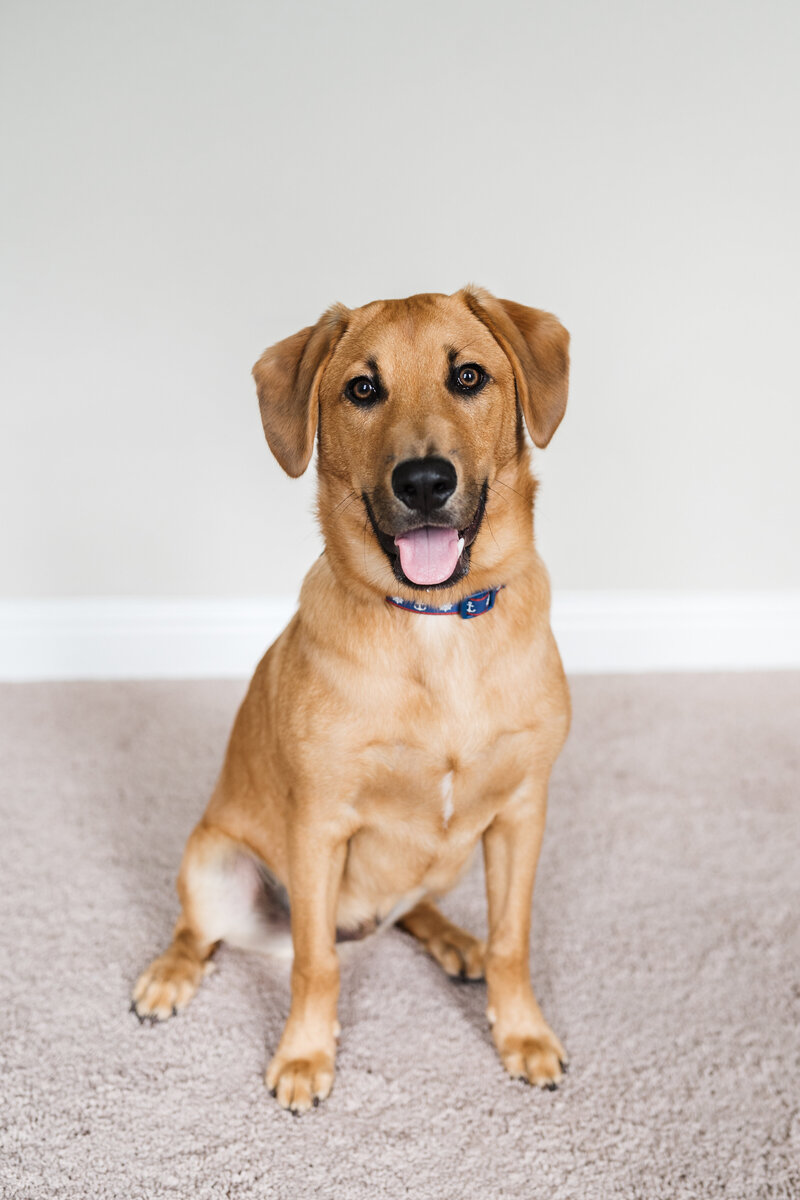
[345,377,379,407]
[453,363,486,393]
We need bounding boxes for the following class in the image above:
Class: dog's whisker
[337,492,359,515]
[492,478,525,501]
[485,509,500,548]
[338,494,362,520]
[321,490,358,521]
[487,484,511,510]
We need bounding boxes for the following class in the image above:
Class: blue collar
[386,586,505,619]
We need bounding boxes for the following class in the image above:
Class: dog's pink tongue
[394,526,460,586]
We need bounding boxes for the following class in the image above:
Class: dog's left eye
[453,363,486,393]
[345,377,379,407]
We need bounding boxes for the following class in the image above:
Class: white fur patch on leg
[441,770,455,828]
[189,849,293,958]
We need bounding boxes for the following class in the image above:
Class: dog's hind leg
[131,822,290,1022]
[397,899,485,981]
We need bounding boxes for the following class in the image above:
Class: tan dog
[132,286,571,1113]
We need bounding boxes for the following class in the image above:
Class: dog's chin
[363,482,488,593]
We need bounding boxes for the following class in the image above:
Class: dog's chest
[344,685,529,915]
[355,619,530,830]
[335,612,551,921]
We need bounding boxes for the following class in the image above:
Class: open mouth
[363,482,487,590]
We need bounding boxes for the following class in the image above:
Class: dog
[132,286,571,1113]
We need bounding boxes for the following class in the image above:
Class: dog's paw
[131,949,212,1023]
[493,1025,567,1089]
[266,1051,334,1114]
[425,932,485,981]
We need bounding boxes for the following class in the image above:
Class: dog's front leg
[483,778,567,1089]
[266,820,348,1113]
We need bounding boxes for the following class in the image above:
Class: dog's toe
[426,933,486,982]
[131,950,208,1022]
[496,1028,566,1089]
[266,1052,334,1114]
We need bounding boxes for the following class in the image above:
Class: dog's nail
[313,1096,320,1107]
[269,1087,277,1098]
[129,1001,137,1014]
[171,1005,178,1018]
[545,1081,558,1091]
[559,1060,569,1072]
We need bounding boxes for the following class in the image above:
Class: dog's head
[253,287,569,598]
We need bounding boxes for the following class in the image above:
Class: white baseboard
[1,593,799,680]
[552,591,800,673]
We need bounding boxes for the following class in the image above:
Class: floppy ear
[252,304,348,477]
[462,287,570,448]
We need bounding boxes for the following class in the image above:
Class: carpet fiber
[1,673,799,1199]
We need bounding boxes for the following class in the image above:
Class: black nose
[391,456,457,514]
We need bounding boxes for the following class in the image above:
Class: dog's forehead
[334,293,500,375]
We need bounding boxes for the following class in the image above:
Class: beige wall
[2,0,798,599]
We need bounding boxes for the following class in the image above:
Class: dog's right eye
[345,377,379,407]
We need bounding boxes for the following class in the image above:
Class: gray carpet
[1,674,799,1199]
